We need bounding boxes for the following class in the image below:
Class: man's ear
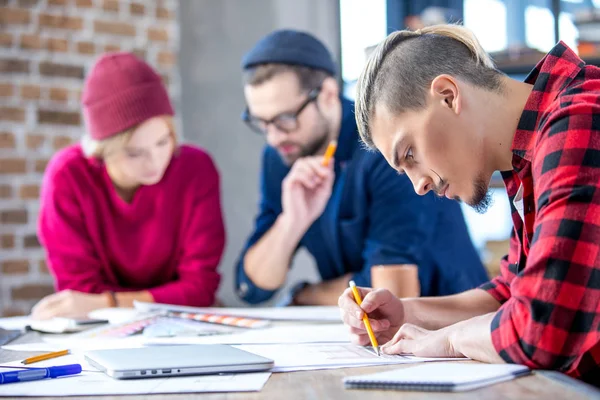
[430,74,461,115]
[319,76,339,106]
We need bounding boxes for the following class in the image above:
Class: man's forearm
[295,274,353,305]
[371,264,420,298]
[402,289,501,330]
[450,312,504,363]
[244,214,306,290]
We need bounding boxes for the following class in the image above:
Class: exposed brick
[0,184,11,198]
[21,84,41,99]
[74,0,92,7]
[26,134,44,149]
[0,82,13,97]
[39,259,50,274]
[20,184,40,199]
[20,33,42,50]
[46,37,68,52]
[39,13,84,30]
[0,234,15,249]
[94,20,136,36]
[18,0,39,6]
[0,209,28,224]
[0,7,31,25]
[157,51,176,67]
[38,109,81,125]
[104,44,120,52]
[102,0,119,12]
[24,234,41,248]
[48,0,68,5]
[49,87,69,102]
[130,2,144,15]
[2,260,29,274]
[156,6,174,20]
[0,32,12,47]
[0,107,25,122]
[52,135,72,149]
[0,58,29,73]
[12,284,54,300]
[0,131,16,148]
[39,61,84,79]
[35,158,49,173]
[77,41,95,54]
[0,158,26,174]
[148,27,168,42]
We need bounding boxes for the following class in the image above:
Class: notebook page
[345,363,530,384]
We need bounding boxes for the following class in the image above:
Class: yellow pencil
[349,280,380,356]
[321,140,337,167]
[21,349,70,365]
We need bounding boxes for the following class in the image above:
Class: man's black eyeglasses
[242,87,321,135]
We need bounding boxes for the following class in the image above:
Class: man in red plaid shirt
[338,24,599,386]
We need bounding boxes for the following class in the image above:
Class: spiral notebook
[343,363,531,392]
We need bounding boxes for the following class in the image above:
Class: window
[463,0,507,52]
[339,0,387,98]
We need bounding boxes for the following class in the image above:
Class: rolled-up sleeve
[235,148,296,304]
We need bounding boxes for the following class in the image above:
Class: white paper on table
[2,342,61,352]
[144,323,350,346]
[233,343,465,372]
[0,367,271,396]
[3,335,146,355]
[0,316,31,331]
[43,334,147,351]
[134,301,342,322]
[1,351,97,372]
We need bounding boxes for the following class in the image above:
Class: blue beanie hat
[242,29,336,76]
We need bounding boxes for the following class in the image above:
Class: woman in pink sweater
[31,52,226,319]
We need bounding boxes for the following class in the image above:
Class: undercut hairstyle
[355,24,504,148]
[243,63,332,92]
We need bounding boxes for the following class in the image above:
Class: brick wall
[0,0,180,316]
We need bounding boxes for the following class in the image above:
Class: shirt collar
[511,41,584,168]
[333,97,360,164]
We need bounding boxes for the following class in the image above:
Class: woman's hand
[31,290,109,320]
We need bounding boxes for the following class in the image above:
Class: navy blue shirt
[236,98,488,304]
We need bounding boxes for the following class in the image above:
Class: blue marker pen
[0,364,82,384]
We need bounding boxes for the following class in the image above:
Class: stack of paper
[134,301,342,322]
[234,343,464,373]
[0,367,271,396]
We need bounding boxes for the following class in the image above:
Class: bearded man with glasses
[235,30,488,306]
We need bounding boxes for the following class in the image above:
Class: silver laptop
[84,344,274,379]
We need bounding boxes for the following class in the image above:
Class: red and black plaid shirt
[480,42,600,386]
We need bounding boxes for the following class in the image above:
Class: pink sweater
[38,144,225,307]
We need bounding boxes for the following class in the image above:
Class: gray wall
[179,0,341,306]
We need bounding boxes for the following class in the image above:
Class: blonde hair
[355,24,503,148]
[82,116,178,159]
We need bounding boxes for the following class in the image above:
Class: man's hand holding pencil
[280,141,337,232]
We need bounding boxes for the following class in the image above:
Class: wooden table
[1,332,598,399]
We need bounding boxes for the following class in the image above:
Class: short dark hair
[243,63,332,91]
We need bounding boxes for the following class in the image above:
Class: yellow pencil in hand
[321,140,337,167]
[349,280,380,356]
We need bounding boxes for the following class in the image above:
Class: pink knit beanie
[82,52,174,140]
